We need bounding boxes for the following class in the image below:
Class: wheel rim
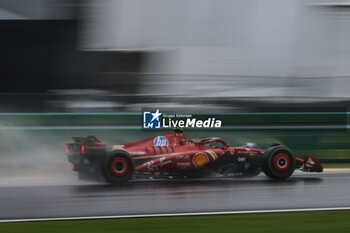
[273,153,291,172]
[109,157,129,176]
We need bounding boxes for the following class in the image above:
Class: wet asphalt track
[1,172,350,220]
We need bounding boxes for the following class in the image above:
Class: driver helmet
[243,142,258,148]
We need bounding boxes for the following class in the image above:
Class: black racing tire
[269,143,281,147]
[103,151,135,184]
[262,145,296,179]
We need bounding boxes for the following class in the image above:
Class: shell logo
[193,152,209,167]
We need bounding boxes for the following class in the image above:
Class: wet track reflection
[0,173,348,220]
[69,177,323,198]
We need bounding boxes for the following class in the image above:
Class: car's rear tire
[262,145,296,179]
[103,151,135,183]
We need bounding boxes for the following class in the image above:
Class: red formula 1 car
[65,129,322,183]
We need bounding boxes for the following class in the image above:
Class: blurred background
[2,0,350,112]
[1,0,350,178]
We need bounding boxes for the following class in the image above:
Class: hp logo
[154,136,168,147]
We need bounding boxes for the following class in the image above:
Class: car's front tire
[262,145,296,179]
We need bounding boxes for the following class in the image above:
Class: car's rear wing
[72,136,101,144]
[66,136,106,155]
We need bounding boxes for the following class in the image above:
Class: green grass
[2,211,350,233]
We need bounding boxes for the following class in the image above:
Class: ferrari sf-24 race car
[65,129,323,183]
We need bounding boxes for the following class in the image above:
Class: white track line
[2,207,350,223]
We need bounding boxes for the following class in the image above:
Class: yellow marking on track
[323,168,350,172]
